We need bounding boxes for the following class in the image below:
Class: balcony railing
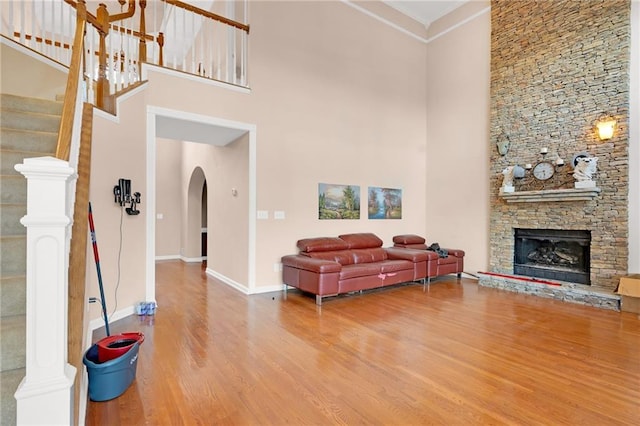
[1,0,250,110]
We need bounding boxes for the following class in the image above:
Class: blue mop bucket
[83,341,140,401]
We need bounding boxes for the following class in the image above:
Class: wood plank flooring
[86,261,640,425]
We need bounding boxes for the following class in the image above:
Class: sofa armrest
[442,248,465,258]
[384,247,432,262]
[281,255,342,273]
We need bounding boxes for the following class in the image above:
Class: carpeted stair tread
[1,93,63,115]
[1,128,58,153]
[0,315,26,371]
[0,236,26,277]
[0,108,61,133]
[1,205,27,236]
[0,368,24,426]
[1,149,56,176]
[1,176,27,204]
[0,276,26,317]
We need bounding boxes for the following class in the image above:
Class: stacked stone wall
[489,0,631,292]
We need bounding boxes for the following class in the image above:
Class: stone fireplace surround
[480,1,630,310]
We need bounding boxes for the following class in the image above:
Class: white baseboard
[206,268,249,294]
[88,305,136,332]
[155,254,181,261]
[181,255,205,263]
[250,284,288,294]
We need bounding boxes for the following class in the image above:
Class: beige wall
[86,94,148,321]
[425,2,491,275]
[0,40,67,99]
[155,138,182,258]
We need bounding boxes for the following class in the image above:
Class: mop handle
[88,202,110,336]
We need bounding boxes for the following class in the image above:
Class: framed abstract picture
[318,183,360,219]
[368,187,402,219]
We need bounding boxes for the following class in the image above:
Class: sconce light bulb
[596,119,616,140]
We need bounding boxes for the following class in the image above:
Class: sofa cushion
[437,256,458,266]
[379,259,414,273]
[395,243,428,250]
[393,234,426,245]
[306,250,355,265]
[339,233,383,249]
[298,237,349,253]
[339,263,382,280]
[351,248,388,264]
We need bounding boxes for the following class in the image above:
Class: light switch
[257,210,269,220]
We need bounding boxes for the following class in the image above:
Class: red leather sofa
[392,234,465,283]
[281,233,429,305]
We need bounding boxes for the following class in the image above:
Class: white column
[14,156,77,426]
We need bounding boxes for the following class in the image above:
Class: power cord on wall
[108,204,125,321]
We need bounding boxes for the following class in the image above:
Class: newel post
[13,157,77,425]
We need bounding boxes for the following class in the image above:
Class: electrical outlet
[273,263,282,272]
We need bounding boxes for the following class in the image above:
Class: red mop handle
[88,203,100,263]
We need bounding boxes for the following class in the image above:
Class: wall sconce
[595,116,616,140]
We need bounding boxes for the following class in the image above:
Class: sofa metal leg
[457,273,462,278]
[315,295,322,306]
[423,277,431,291]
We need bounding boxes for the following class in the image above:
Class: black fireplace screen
[514,229,591,285]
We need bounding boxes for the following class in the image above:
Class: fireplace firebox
[514,229,591,285]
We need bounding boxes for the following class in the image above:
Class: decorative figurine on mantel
[573,156,598,188]
[501,166,516,193]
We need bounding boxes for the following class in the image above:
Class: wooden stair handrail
[55,0,86,160]
[162,0,250,34]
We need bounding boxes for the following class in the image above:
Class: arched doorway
[201,182,208,260]
[185,167,206,261]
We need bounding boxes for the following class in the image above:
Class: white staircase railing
[0,0,250,95]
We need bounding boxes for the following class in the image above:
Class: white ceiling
[382,1,468,27]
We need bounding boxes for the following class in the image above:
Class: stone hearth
[478,273,620,311]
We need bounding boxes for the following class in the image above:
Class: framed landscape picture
[318,183,360,220]
[368,187,402,219]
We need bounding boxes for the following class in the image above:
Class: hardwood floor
[86,261,640,425]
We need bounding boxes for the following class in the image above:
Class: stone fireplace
[479,1,630,310]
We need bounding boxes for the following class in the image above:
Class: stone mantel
[500,187,601,203]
